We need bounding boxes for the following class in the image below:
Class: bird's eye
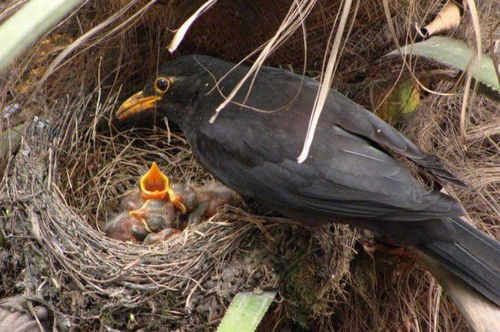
[154,77,171,94]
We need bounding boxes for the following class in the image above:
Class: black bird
[116,55,500,305]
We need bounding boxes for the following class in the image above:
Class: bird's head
[116,55,221,126]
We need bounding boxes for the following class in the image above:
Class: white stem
[168,0,218,53]
[297,0,353,163]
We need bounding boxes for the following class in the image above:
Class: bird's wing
[192,116,464,222]
[320,87,466,187]
[256,67,464,187]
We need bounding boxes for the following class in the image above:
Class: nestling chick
[191,183,241,217]
[104,163,239,244]
[129,199,178,232]
[139,162,187,213]
[104,212,149,242]
[170,182,241,225]
[119,188,145,211]
[143,228,181,245]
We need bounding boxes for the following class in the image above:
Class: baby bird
[104,163,240,244]
[139,162,187,213]
[118,188,145,211]
[170,182,241,225]
[129,199,178,233]
[143,228,181,245]
[191,183,241,217]
[104,212,149,242]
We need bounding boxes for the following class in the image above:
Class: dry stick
[38,0,156,89]
[239,0,310,110]
[0,123,27,174]
[172,0,314,117]
[0,0,29,22]
[460,0,483,138]
[382,0,456,99]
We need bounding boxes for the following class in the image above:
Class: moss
[281,249,321,329]
[100,309,123,328]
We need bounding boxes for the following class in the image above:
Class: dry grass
[0,0,498,330]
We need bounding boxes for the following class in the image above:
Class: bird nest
[1,0,498,330]
[2,97,356,330]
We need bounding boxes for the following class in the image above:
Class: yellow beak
[129,207,148,222]
[116,91,161,120]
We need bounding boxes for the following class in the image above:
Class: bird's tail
[418,217,500,306]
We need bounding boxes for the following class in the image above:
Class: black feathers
[120,55,500,305]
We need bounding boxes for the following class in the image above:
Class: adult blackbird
[116,55,500,305]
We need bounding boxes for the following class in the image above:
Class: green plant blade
[0,0,84,71]
[388,36,500,93]
[217,291,276,332]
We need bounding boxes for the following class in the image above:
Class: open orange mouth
[138,162,187,214]
[140,162,170,200]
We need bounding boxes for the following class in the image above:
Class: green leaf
[387,36,500,93]
[377,78,420,124]
[217,291,276,332]
[0,0,85,71]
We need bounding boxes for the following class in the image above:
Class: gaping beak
[138,162,188,214]
[140,162,171,200]
[116,91,161,120]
